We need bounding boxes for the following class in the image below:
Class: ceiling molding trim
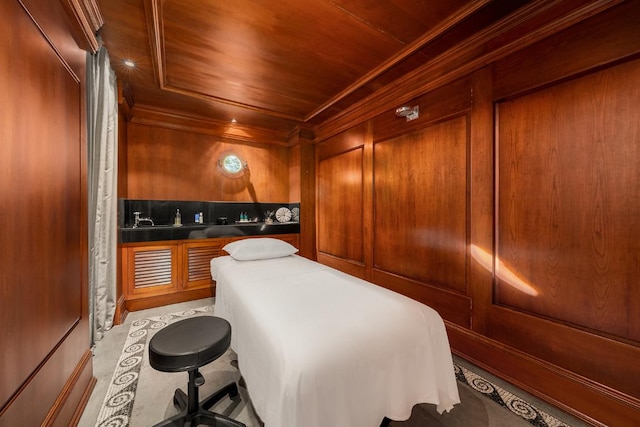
[82,0,104,31]
[143,0,305,122]
[60,0,102,53]
[313,0,623,142]
[143,0,164,88]
[130,104,290,146]
[161,84,306,122]
[304,0,492,122]
[287,126,316,147]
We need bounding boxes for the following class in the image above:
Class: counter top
[120,222,300,243]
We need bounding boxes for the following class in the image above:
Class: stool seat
[148,315,245,427]
[149,316,231,372]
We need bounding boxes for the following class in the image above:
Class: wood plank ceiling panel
[97,0,511,138]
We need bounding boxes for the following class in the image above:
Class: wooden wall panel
[288,130,317,260]
[126,123,291,202]
[467,66,494,335]
[0,0,83,409]
[493,0,640,101]
[496,58,640,342]
[372,76,471,143]
[317,148,364,264]
[316,124,368,272]
[373,116,468,292]
[488,306,640,402]
[312,2,640,425]
[117,100,129,198]
[448,323,640,427]
[288,142,301,202]
[0,0,93,425]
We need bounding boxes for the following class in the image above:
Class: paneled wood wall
[124,122,292,202]
[288,129,316,259]
[0,0,98,425]
[315,2,640,425]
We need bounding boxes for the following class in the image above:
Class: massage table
[210,242,459,427]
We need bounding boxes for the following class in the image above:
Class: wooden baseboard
[125,287,215,312]
[447,323,640,427]
[0,323,93,426]
[46,349,94,427]
[113,294,128,326]
[68,375,96,427]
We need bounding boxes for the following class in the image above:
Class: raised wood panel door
[374,116,468,292]
[496,58,640,343]
[317,148,364,264]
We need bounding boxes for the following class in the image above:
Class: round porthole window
[218,152,247,177]
[222,154,243,174]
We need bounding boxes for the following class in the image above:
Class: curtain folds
[87,46,118,346]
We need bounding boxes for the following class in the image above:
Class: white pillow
[223,238,298,260]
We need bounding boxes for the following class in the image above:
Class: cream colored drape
[87,45,118,346]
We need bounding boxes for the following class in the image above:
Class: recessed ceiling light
[231,118,238,123]
[123,59,136,68]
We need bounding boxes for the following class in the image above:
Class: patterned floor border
[454,364,571,427]
[94,305,573,427]
[94,305,215,427]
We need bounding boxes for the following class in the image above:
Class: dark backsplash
[119,199,300,228]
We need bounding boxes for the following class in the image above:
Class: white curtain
[87,45,118,346]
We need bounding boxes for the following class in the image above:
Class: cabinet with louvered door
[123,243,180,299]
[119,234,300,314]
[182,240,225,290]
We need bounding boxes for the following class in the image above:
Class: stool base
[153,368,245,427]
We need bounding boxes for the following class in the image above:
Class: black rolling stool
[148,316,246,427]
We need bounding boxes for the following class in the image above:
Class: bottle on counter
[174,209,182,226]
[199,212,204,224]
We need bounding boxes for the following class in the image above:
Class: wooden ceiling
[98,0,531,141]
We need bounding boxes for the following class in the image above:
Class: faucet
[133,211,154,227]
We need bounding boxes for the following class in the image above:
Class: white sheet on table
[211,255,460,427]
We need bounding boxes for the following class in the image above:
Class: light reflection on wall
[470,244,539,296]
[342,170,361,185]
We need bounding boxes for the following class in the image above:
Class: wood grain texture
[120,234,300,311]
[99,0,473,131]
[289,131,317,260]
[448,323,640,427]
[117,102,129,198]
[184,241,224,287]
[0,0,83,414]
[467,66,495,335]
[488,306,640,402]
[493,0,640,101]
[496,57,640,342]
[371,76,472,144]
[373,116,468,292]
[317,148,365,263]
[125,288,215,313]
[313,0,618,142]
[126,122,291,202]
[0,0,92,424]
